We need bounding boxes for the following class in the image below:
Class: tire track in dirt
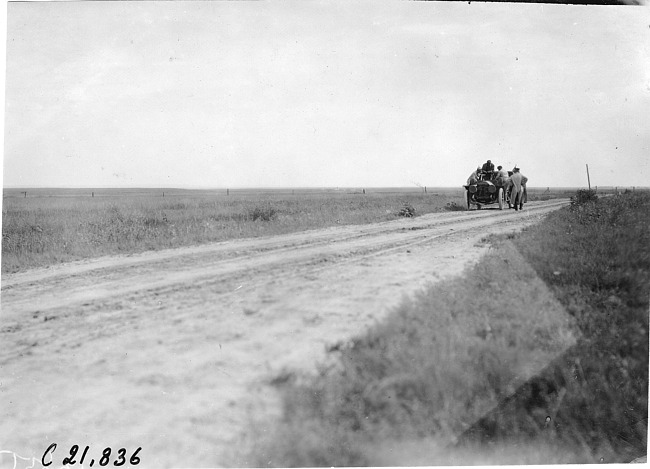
[1,200,567,318]
[0,199,569,468]
[2,199,567,290]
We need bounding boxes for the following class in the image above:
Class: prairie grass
[2,191,458,273]
[499,190,650,460]
[246,191,649,466]
[2,187,575,273]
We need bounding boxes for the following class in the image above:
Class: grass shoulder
[244,191,649,466]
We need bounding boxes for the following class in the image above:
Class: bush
[398,203,416,217]
[570,189,598,207]
[248,206,278,222]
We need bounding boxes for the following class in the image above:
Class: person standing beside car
[509,167,527,210]
[520,170,528,205]
[496,165,509,186]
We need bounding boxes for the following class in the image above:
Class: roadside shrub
[398,203,416,217]
[248,206,278,222]
[570,189,598,207]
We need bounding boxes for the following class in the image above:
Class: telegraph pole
[586,164,591,190]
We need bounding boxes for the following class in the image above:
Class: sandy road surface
[1,200,568,468]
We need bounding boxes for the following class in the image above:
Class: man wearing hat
[508,166,528,210]
[467,166,482,185]
[481,160,495,179]
[482,160,495,173]
[496,165,509,186]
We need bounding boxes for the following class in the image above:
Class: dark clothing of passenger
[482,161,495,173]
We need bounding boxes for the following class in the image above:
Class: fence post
[92,192,94,197]
[424,186,427,193]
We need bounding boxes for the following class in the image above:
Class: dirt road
[0,200,568,468]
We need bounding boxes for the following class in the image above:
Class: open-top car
[463,170,507,210]
[463,170,528,210]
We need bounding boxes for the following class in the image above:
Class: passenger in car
[467,166,482,185]
[481,160,495,173]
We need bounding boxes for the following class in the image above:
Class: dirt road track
[1,200,568,468]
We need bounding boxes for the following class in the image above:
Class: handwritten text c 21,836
[42,444,142,467]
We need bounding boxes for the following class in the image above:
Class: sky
[2,1,649,189]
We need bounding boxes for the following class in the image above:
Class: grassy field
[1,187,573,273]
[243,190,649,466]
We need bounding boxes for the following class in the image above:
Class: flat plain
[2,188,645,468]
[1,188,575,467]
[1,186,575,273]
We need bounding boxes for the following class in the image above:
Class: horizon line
[4,185,642,191]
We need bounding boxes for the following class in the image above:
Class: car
[463,170,507,210]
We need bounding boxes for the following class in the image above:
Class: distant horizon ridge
[4,185,634,191]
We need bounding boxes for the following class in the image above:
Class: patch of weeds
[248,206,278,222]
[444,201,466,211]
[475,235,496,245]
[398,202,416,217]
